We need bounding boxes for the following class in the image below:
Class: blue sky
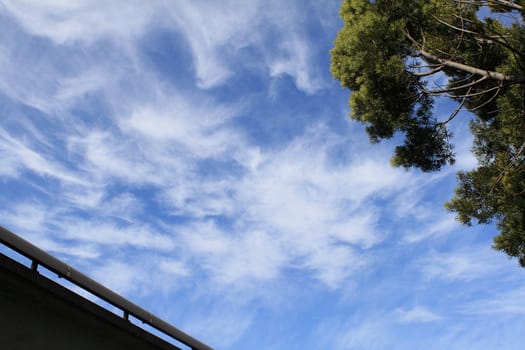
[1,1,525,349]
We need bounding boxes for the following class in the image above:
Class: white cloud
[178,222,286,285]
[56,220,177,251]
[87,253,194,298]
[0,128,86,184]
[100,193,143,220]
[304,245,364,289]
[159,259,190,277]
[0,3,144,115]
[1,0,158,45]
[0,52,116,116]
[404,214,459,243]
[165,0,261,88]
[53,68,111,106]
[161,177,237,219]
[45,240,101,260]
[214,230,287,284]
[394,305,442,323]
[164,0,328,91]
[0,66,450,294]
[119,96,243,158]
[419,246,506,282]
[330,211,383,248]
[157,125,429,289]
[1,0,330,123]
[67,130,159,185]
[461,286,525,315]
[0,202,57,238]
[328,314,393,350]
[1,107,435,291]
[90,260,139,294]
[183,303,256,349]
[268,34,326,94]
[0,146,21,177]
[453,133,477,171]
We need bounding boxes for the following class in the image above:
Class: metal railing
[0,225,212,350]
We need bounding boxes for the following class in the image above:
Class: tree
[331,0,525,265]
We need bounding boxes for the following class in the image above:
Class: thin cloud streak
[394,305,442,323]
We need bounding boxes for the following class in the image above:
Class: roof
[0,225,212,350]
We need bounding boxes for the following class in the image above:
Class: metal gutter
[0,225,213,350]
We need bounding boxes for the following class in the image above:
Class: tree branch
[409,65,444,76]
[433,14,525,62]
[491,0,524,11]
[418,47,524,82]
[438,87,472,126]
[423,75,488,94]
[470,85,502,111]
[432,15,480,37]
[454,0,524,11]
[490,141,525,195]
[445,83,504,98]
[405,30,525,83]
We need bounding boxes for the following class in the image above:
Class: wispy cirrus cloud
[2,0,332,93]
[267,33,327,94]
[0,128,85,184]
[419,246,508,282]
[182,301,257,349]
[1,97,435,292]
[165,0,330,91]
[165,0,261,88]
[0,5,434,322]
[394,305,442,323]
[0,0,159,45]
[461,285,525,316]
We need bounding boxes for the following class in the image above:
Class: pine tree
[331,0,525,265]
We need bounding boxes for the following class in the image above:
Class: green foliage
[331,0,525,266]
